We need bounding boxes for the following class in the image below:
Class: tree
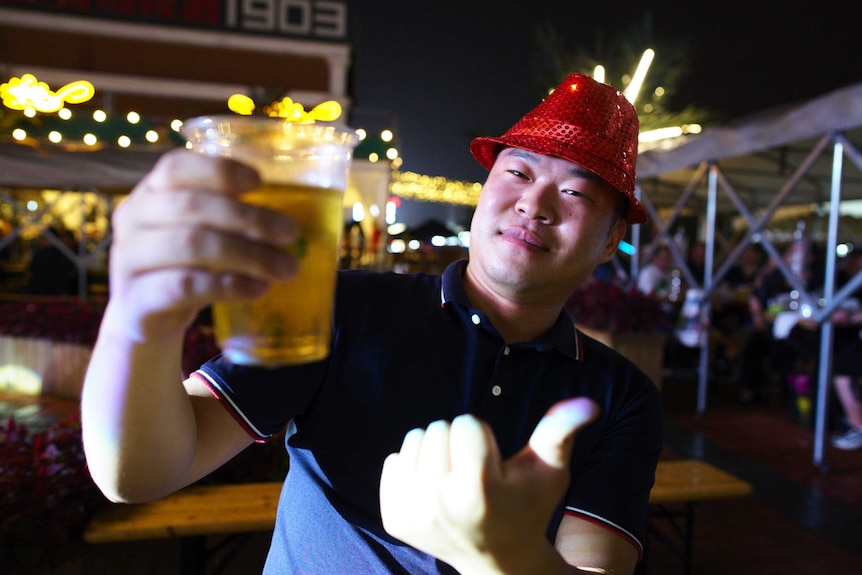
[532,11,714,134]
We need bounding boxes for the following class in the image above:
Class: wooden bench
[644,460,753,575]
[84,481,283,575]
[84,482,282,544]
[85,460,751,574]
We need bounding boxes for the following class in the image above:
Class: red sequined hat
[471,73,646,224]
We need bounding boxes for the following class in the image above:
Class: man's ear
[601,220,627,262]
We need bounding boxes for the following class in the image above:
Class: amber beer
[181,115,357,367]
[212,183,344,366]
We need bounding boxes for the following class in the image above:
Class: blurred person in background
[26,227,77,296]
[636,243,674,299]
[831,248,862,450]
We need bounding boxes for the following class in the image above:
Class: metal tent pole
[697,164,719,417]
[813,139,844,468]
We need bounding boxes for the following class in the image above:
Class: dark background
[348,0,862,183]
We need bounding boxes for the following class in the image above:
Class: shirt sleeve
[195,353,328,440]
[563,342,664,557]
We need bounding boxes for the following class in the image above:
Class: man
[26,227,78,296]
[82,73,662,575]
[636,244,674,298]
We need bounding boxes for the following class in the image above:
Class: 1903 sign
[226,0,346,39]
[0,0,348,40]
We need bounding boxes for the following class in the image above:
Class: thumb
[528,398,599,469]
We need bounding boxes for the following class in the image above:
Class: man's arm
[379,398,634,574]
[81,150,299,503]
[555,515,638,574]
[81,324,253,502]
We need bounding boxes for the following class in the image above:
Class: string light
[390,171,483,207]
[3,86,393,160]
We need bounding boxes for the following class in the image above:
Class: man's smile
[498,227,550,252]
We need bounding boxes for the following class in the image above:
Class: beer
[182,114,357,367]
[213,183,344,367]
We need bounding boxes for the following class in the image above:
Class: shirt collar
[440,259,470,307]
[440,259,581,361]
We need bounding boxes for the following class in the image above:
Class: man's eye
[508,170,531,181]
[563,189,586,197]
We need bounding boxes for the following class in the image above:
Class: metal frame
[0,185,116,300]
[635,132,862,468]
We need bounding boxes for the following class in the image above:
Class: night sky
[347,0,862,185]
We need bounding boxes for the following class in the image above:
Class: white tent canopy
[637,80,862,214]
[0,142,162,192]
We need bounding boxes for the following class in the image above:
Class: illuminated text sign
[0,0,348,40]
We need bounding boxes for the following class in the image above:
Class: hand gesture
[379,398,599,574]
[104,150,300,341]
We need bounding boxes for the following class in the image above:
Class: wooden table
[85,482,283,575]
[84,482,282,543]
[85,460,752,575]
[649,459,752,504]
[645,460,753,575]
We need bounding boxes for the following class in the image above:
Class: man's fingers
[449,414,500,479]
[528,398,599,469]
[123,149,299,250]
[396,427,425,470]
[143,149,261,195]
[416,420,452,478]
[118,188,299,247]
[114,226,299,283]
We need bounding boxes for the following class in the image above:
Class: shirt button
[491,385,502,396]
[503,346,510,356]
[471,313,481,325]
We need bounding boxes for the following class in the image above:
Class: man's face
[466,148,626,304]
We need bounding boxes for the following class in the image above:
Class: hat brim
[470,136,648,225]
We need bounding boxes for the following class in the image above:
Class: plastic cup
[181,115,358,367]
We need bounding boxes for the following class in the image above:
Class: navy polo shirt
[196,260,663,574]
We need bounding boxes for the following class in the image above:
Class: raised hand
[379,398,599,574]
[104,149,301,341]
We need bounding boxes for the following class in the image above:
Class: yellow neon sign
[228,93,342,124]
[0,73,95,113]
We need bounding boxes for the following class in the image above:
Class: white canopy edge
[637,81,862,179]
[0,142,163,191]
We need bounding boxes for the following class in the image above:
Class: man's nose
[515,184,556,223]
